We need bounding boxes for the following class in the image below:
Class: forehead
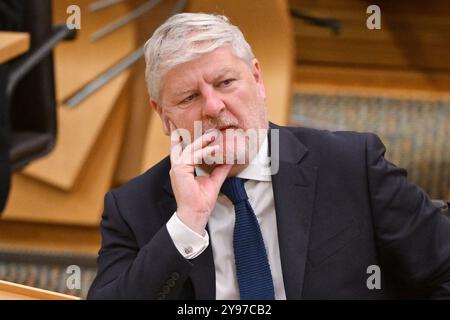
[161,47,249,93]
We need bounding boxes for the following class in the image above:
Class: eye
[180,93,197,104]
[219,79,235,87]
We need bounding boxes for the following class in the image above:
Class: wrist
[176,209,209,235]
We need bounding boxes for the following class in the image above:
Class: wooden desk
[0,31,30,63]
[0,280,79,300]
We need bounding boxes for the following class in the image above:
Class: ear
[251,58,266,100]
[149,97,170,136]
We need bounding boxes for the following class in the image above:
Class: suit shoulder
[279,125,382,165]
[109,156,171,201]
[283,125,377,149]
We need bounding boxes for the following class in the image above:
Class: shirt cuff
[166,212,209,259]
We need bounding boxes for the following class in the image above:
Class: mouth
[217,125,237,132]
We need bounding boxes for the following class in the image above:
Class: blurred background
[0,0,448,299]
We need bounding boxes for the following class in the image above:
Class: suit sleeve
[87,191,193,300]
[365,133,450,298]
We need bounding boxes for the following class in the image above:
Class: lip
[218,126,236,131]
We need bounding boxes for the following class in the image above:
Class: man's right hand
[169,121,232,235]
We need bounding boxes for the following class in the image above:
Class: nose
[201,88,225,118]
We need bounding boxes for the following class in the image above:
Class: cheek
[168,107,201,127]
[168,108,205,143]
[255,81,266,100]
[231,88,263,119]
[227,88,256,111]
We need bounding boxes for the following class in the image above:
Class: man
[88,13,450,300]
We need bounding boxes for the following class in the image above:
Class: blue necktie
[221,177,275,300]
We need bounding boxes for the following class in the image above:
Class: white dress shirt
[166,138,286,300]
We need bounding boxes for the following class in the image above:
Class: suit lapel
[160,175,216,299]
[270,124,318,299]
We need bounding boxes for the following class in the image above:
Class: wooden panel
[0,32,30,63]
[291,0,450,70]
[0,221,100,255]
[0,280,79,300]
[295,17,449,44]
[295,64,450,96]
[51,0,138,102]
[20,0,139,190]
[2,74,130,226]
[297,38,450,70]
[141,0,295,170]
[114,61,152,185]
[23,73,129,190]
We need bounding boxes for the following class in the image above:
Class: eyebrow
[171,67,240,99]
[210,67,239,83]
[173,88,196,99]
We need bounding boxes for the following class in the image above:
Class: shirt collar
[195,136,272,182]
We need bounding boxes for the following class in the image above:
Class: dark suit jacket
[87,124,450,299]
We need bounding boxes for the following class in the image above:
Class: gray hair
[144,13,255,102]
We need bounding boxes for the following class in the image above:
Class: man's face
[151,46,268,165]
